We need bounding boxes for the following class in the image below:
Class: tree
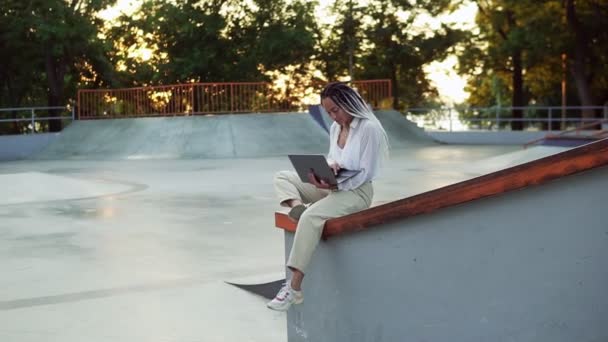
[460,0,547,130]
[312,0,364,82]
[357,0,465,109]
[0,0,118,132]
[0,1,45,133]
[109,0,317,85]
[458,0,608,129]
[563,0,608,119]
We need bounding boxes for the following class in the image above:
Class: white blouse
[327,117,384,191]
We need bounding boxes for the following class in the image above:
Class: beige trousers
[274,170,373,273]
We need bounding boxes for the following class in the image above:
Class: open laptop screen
[287,154,360,186]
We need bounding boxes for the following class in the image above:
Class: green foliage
[0,0,468,115]
[314,0,364,80]
[458,0,608,112]
[0,0,117,132]
[103,0,466,110]
[6,0,607,129]
[1,0,46,106]
[107,0,317,85]
[321,0,466,109]
[247,0,317,73]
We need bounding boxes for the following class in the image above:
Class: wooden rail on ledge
[276,138,608,239]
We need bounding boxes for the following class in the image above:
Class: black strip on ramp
[225,279,285,299]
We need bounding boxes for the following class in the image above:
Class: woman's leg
[274,170,328,208]
[286,183,373,284]
[289,268,305,291]
[267,183,372,311]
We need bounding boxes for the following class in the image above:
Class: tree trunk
[565,0,597,120]
[45,51,65,132]
[504,10,524,131]
[4,75,25,134]
[511,48,524,130]
[391,67,399,110]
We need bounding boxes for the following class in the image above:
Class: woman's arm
[337,121,383,190]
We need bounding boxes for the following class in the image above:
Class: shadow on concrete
[225,279,285,300]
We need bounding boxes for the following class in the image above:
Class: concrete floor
[0,143,571,342]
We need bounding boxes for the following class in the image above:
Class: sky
[99,0,478,105]
[419,2,477,105]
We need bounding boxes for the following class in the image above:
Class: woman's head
[320,82,371,122]
[320,81,390,161]
[321,96,353,127]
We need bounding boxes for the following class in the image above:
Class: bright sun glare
[99,0,477,105]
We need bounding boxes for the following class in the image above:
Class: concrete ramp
[284,167,608,342]
[374,110,437,147]
[470,145,572,174]
[34,116,234,160]
[276,139,608,342]
[32,110,435,160]
[34,113,331,160]
[311,106,435,147]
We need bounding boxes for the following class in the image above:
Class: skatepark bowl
[0,110,606,342]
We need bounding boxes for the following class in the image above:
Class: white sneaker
[266,282,304,311]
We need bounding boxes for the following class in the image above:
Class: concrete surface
[0,111,573,342]
[31,111,434,161]
[285,165,608,342]
[0,133,60,161]
[428,130,547,145]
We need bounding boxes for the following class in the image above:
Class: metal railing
[0,106,75,134]
[523,119,608,148]
[77,79,393,119]
[405,106,608,132]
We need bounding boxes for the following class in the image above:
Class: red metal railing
[77,79,392,119]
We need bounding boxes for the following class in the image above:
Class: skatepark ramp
[309,106,434,147]
[31,110,434,160]
[524,119,608,148]
[275,138,608,342]
[33,112,329,160]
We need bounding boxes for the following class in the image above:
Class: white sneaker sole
[266,297,303,311]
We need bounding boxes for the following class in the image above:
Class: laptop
[288,154,361,186]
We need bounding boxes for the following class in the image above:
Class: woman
[267,82,390,311]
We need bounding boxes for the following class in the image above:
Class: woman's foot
[266,282,304,311]
[288,204,308,222]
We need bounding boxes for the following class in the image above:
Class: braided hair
[320,82,390,161]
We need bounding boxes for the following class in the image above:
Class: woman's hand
[328,162,341,176]
[307,170,336,190]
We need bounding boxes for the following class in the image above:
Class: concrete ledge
[0,133,60,161]
[428,131,548,145]
[284,165,608,342]
[275,138,608,238]
[275,211,297,233]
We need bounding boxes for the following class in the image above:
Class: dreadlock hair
[320,82,390,162]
